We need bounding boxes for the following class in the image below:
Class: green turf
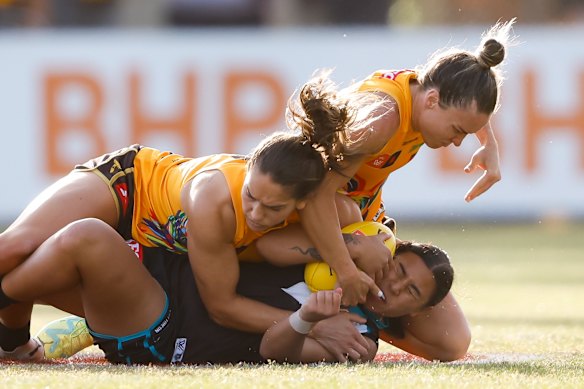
[2,221,584,388]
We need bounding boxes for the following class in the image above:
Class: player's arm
[182,172,290,333]
[254,223,323,265]
[260,289,377,363]
[309,311,377,362]
[255,190,369,265]
[298,169,362,284]
[379,292,471,362]
[260,316,336,363]
[464,121,501,202]
[254,223,393,271]
[298,94,398,305]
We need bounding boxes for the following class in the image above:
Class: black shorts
[87,294,176,365]
[74,144,143,240]
[90,246,304,365]
[141,250,304,364]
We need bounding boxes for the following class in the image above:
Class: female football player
[295,20,516,307]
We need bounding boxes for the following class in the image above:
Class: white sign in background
[0,26,583,223]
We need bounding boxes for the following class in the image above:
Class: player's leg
[0,146,138,354]
[0,171,118,357]
[0,218,166,358]
[31,288,93,359]
[0,170,116,343]
[0,171,118,275]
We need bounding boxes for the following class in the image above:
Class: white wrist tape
[288,310,315,334]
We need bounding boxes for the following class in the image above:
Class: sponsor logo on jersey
[154,311,171,334]
[372,206,385,222]
[367,154,390,168]
[114,183,129,216]
[378,69,414,81]
[367,152,401,169]
[125,239,143,261]
[109,159,122,174]
[171,338,187,363]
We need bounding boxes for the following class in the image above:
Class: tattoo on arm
[342,233,360,246]
[291,246,322,261]
[289,234,358,261]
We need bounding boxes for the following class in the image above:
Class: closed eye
[245,187,286,212]
[245,187,254,199]
[454,125,468,135]
[399,262,421,299]
[409,285,421,299]
[266,205,285,212]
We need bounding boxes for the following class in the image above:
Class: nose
[249,203,264,221]
[389,277,409,295]
[452,133,466,147]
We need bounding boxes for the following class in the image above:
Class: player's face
[417,95,489,149]
[365,250,436,317]
[242,166,303,232]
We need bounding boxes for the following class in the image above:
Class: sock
[0,321,30,352]
[0,277,17,310]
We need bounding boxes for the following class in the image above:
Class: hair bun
[477,38,505,68]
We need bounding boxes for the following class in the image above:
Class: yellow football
[304,221,397,292]
[304,261,337,292]
[341,221,397,256]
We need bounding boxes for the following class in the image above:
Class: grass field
[2,221,583,388]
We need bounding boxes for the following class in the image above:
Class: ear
[425,89,440,109]
[295,200,307,211]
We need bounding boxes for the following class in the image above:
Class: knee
[0,230,42,272]
[53,218,113,254]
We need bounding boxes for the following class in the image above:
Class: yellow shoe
[35,315,94,359]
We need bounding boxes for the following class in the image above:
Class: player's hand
[348,233,392,283]
[310,311,372,362]
[464,144,501,202]
[299,288,342,323]
[336,268,383,306]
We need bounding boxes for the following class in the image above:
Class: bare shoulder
[355,91,400,155]
[181,170,236,242]
[182,170,227,203]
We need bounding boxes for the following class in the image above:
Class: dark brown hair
[286,69,385,171]
[247,132,327,199]
[248,70,384,200]
[417,19,515,115]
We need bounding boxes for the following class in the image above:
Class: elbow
[430,327,472,362]
[259,335,274,360]
[206,304,235,328]
[259,331,286,362]
[442,329,471,362]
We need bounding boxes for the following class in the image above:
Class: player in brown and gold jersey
[289,20,516,361]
